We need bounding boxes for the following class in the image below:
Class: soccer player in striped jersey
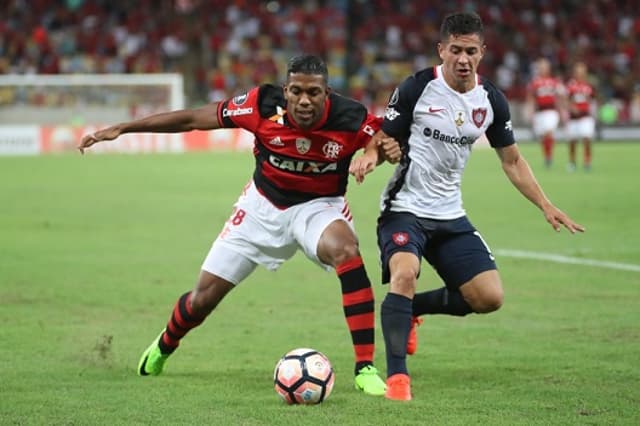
[78,55,401,396]
[565,61,596,171]
[350,11,584,401]
[527,57,566,168]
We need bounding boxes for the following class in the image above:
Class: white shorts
[566,116,595,139]
[201,181,355,285]
[533,109,560,137]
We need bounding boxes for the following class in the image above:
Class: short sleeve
[381,77,420,141]
[485,85,516,148]
[217,87,261,132]
[357,114,382,149]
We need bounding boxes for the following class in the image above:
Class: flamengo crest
[472,108,487,128]
[322,141,342,159]
[296,137,311,154]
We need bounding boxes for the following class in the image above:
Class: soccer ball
[273,348,335,404]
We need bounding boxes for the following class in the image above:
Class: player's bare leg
[410,270,502,355]
[190,271,236,315]
[317,219,386,396]
[458,270,503,313]
[568,139,577,172]
[583,137,592,171]
[138,271,234,376]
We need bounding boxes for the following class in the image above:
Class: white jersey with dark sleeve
[380,65,515,220]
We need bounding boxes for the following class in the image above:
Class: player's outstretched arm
[78,103,221,154]
[497,144,585,234]
[349,130,400,184]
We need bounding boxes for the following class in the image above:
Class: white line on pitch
[495,249,640,273]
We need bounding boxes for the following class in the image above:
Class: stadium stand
[1,0,638,124]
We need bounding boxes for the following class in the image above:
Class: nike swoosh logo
[428,107,446,113]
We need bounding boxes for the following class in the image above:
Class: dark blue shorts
[377,212,497,289]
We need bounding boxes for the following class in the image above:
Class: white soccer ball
[273,348,335,404]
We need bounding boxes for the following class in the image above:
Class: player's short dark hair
[286,55,328,83]
[440,12,484,41]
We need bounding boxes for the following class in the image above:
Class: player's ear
[437,42,444,60]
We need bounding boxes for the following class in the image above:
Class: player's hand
[78,126,121,154]
[543,204,585,234]
[349,152,377,184]
[378,137,402,164]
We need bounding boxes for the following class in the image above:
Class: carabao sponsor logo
[222,107,253,117]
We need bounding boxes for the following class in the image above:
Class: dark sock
[158,292,206,354]
[412,287,473,317]
[381,292,413,377]
[336,257,376,376]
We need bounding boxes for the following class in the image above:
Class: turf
[1,142,638,425]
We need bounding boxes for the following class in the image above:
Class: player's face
[537,59,551,77]
[438,33,485,93]
[574,62,587,80]
[284,73,329,129]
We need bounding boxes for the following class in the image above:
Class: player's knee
[389,268,418,296]
[341,241,361,263]
[471,288,503,313]
[324,240,360,267]
[316,221,361,267]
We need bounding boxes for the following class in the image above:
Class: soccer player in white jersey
[349,12,585,401]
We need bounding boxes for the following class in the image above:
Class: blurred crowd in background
[2,0,640,124]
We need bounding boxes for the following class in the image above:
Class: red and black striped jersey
[528,76,565,110]
[566,79,595,118]
[217,84,381,208]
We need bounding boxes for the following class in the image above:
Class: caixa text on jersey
[268,154,337,173]
[423,127,474,145]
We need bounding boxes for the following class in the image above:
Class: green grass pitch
[1,142,639,425]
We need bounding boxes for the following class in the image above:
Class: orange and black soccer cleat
[406,316,423,355]
[385,373,412,401]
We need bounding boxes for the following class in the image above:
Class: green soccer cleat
[354,365,387,396]
[137,330,170,376]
